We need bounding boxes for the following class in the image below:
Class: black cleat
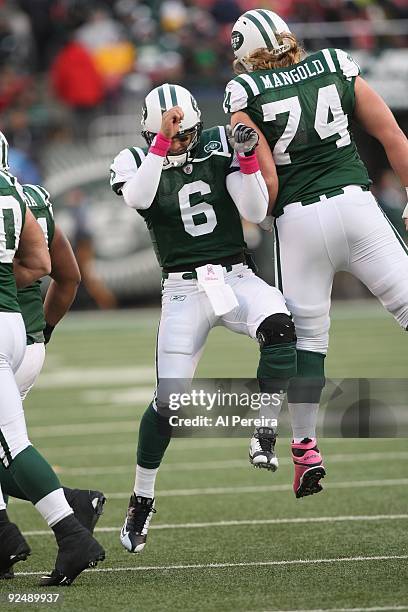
[40,517,105,587]
[0,568,14,579]
[63,488,106,534]
[0,522,31,574]
[120,494,156,553]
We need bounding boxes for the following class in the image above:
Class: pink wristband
[150,133,172,157]
[238,152,260,175]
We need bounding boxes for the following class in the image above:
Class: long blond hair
[233,33,304,74]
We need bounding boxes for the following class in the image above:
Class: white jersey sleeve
[223,78,250,114]
[110,147,146,196]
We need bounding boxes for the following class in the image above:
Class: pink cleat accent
[291,438,326,499]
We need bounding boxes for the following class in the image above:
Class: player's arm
[120,107,183,209]
[231,111,279,213]
[42,224,81,343]
[354,76,408,230]
[13,208,51,287]
[225,125,268,224]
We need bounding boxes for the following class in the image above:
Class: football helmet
[231,9,292,72]
[141,83,202,168]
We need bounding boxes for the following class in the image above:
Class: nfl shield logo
[183,164,193,174]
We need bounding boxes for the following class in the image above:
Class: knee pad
[256,313,297,392]
[256,313,297,348]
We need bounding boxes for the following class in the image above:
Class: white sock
[256,392,285,432]
[288,402,319,440]
[0,484,6,511]
[134,465,158,499]
[35,488,74,527]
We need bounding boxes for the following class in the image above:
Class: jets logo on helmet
[231,9,292,71]
[141,83,202,168]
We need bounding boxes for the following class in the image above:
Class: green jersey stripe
[322,48,336,73]
[235,75,257,100]
[237,73,260,96]
[169,84,178,107]
[157,86,166,112]
[128,147,144,168]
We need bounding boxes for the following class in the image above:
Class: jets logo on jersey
[204,141,222,153]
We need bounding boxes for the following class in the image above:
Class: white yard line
[53,452,408,475]
[36,439,408,457]
[22,514,408,537]
[269,607,408,612]
[30,421,138,438]
[14,554,408,577]
[35,367,155,389]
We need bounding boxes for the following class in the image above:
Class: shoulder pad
[110,147,147,195]
[322,48,360,79]
[23,184,52,210]
[194,126,231,161]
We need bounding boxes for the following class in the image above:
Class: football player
[0,183,105,581]
[0,136,105,584]
[110,83,297,553]
[224,9,408,498]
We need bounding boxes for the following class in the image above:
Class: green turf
[1,301,407,611]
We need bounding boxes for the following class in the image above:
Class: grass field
[1,300,407,612]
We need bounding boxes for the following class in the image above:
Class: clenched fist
[226,123,259,155]
[160,106,184,139]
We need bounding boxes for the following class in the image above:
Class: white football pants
[156,263,288,390]
[14,342,46,401]
[275,186,408,354]
[0,313,31,468]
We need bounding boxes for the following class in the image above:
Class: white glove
[226,123,259,155]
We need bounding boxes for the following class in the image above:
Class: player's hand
[226,123,259,155]
[160,106,184,140]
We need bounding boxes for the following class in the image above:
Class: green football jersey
[0,170,27,313]
[17,185,55,344]
[110,126,246,269]
[224,48,371,217]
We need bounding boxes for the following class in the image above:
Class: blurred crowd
[0,0,407,185]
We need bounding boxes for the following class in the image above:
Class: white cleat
[249,427,279,471]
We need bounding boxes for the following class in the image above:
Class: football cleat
[0,522,31,574]
[63,488,106,534]
[40,519,105,586]
[292,438,326,498]
[120,494,156,553]
[249,427,279,471]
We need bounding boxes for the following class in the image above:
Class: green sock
[9,446,61,505]
[257,341,297,392]
[137,403,172,469]
[287,350,326,403]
